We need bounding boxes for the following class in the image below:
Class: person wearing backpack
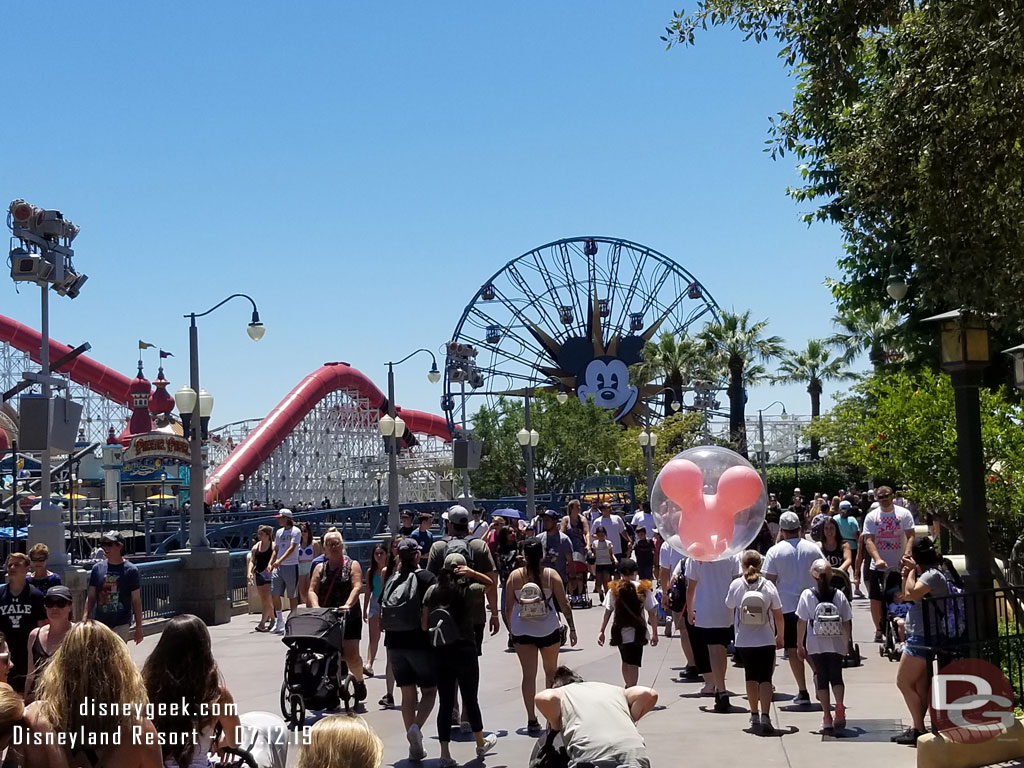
[686,553,742,712]
[890,536,955,746]
[724,550,783,734]
[381,538,438,762]
[796,559,853,734]
[505,538,577,733]
[422,553,499,766]
[597,558,659,687]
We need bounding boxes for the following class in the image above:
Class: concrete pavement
[128,592,920,767]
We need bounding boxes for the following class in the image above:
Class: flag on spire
[159,349,174,359]
[139,340,156,350]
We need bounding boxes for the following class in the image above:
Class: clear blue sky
[1,3,855,430]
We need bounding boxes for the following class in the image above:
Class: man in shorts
[269,508,302,634]
[863,485,915,641]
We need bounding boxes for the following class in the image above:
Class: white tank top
[164,724,215,767]
[509,569,561,637]
[298,544,315,562]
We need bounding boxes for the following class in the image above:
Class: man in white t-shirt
[631,502,657,540]
[468,508,490,541]
[862,485,915,641]
[685,554,741,712]
[586,498,602,526]
[269,508,303,633]
[596,503,630,558]
[763,512,823,705]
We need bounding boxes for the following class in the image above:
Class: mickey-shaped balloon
[651,446,767,562]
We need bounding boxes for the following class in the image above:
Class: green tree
[774,339,857,460]
[617,411,707,502]
[827,304,904,371]
[631,332,705,415]
[698,310,785,456]
[468,392,622,499]
[664,2,1024,338]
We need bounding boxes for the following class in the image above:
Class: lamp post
[174,294,264,549]
[756,401,787,488]
[923,310,994,599]
[160,473,166,509]
[516,390,540,518]
[638,428,659,500]
[379,349,441,534]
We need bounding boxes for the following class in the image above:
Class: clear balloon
[651,445,767,562]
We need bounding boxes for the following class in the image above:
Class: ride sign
[123,435,191,464]
[931,658,1016,744]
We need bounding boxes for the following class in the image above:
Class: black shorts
[254,571,271,587]
[618,641,645,667]
[390,648,437,689]
[738,645,776,683]
[512,629,561,648]
[812,652,844,691]
[696,625,733,647]
[868,569,901,601]
[783,612,799,650]
[340,608,362,641]
[595,564,615,575]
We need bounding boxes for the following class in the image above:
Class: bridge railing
[136,558,182,622]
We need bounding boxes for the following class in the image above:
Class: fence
[923,585,1024,705]
[228,550,249,610]
[136,558,182,622]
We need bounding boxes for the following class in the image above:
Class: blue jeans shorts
[903,634,935,661]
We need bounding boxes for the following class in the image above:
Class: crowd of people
[0,481,962,766]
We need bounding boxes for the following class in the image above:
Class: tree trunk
[729,357,746,457]
[809,379,822,461]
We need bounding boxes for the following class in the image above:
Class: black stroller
[280,608,353,728]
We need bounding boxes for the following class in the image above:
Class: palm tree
[631,332,703,416]
[828,304,902,371]
[698,311,785,457]
[775,339,858,460]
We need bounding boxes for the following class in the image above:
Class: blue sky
[1,3,854,431]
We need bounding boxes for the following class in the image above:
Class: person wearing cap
[0,553,46,694]
[427,506,501,640]
[84,530,143,646]
[383,537,438,762]
[23,585,75,702]
[308,529,368,703]
[467,508,490,542]
[268,508,303,634]
[537,509,574,587]
[26,544,61,593]
[762,511,824,705]
[834,500,861,596]
[399,510,416,537]
[862,485,915,642]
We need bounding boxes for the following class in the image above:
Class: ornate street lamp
[638,429,659,499]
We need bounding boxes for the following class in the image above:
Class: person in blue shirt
[84,531,143,644]
[410,513,435,560]
[26,544,61,592]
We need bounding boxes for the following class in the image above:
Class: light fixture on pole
[516,393,540,519]
[1003,344,1024,392]
[886,259,908,301]
[638,428,659,499]
[923,310,994,614]
[179,293,264,549]
[756,401,787,488]
[381,348,441,533]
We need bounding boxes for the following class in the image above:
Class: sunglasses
[101,542,118,547]
[30,557,46,563]
[876,493,892,500]
[44,599,70,608]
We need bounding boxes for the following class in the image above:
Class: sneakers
[379,693,394,708]
[407,724,427,761]
[792,691,811,706]
[892,727,923,745]
[271,622,285,635]
[363,665,375,677]
[874,630,884,643]
[353,680,367,703]
[699,683,716,696]
[760,714,774,734]
[527,719,542,734]
[439,757,457,768]
[749,713,760,731]
[713,693,730,713]
[477,733,498,757]
[834,704,847,730]
[678,666,701,681]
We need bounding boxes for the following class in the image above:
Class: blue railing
[136,558,182,621]
[228,550,249,609]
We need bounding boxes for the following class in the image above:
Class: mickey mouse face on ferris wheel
[556,335,645,422]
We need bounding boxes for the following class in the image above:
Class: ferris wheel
[442,236,725,432]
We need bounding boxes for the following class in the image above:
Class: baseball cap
[839,500,853,510]
[779,511,802,531]
[45,585,72,603]
[444,553,467,569]
[276,508,294,519]
[447,505,470,526]
[810,558,832,579]
[792,487,802,495]
[543,509,560,520]
[397,538,420,556]
[100,530,124,544]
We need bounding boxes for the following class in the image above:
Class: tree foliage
[665,0,1024,337]
[806,369,1024,556]
[616,411,708,502]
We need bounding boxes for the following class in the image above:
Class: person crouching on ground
[725,550,783,734]
[534,666,656,768]
[598,558,658,687]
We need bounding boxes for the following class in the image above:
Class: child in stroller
[280,608,354,728]
[879,580,910,662]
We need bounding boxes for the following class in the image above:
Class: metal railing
[923,585,1024,704]
[136,558,182,622]
[228,550,249,610]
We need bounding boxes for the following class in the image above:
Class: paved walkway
[129,595,919,767]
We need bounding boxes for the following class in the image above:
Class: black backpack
[529,730,569,768]
[380,571,423,632]
[444,537,471,562]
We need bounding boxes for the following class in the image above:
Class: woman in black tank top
[249,526,275,632]
[820,518,852,573]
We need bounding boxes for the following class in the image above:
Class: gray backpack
[380,571,422,632]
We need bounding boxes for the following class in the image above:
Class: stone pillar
[167,548,232,625]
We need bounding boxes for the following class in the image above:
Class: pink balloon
[661,458,764,560]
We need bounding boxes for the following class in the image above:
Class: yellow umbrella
[147,493,176,501]
[62,493,87,501]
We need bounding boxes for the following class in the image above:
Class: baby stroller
[569,552,593,609]
[655,588,673,637]
[880,580,910,662]
[829,569,862,667]
[280,608,353,728]
[220,711,290,768]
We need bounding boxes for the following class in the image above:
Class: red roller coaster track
[0,315,451,504]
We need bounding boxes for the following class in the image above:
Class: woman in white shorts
[297,522,321,606]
